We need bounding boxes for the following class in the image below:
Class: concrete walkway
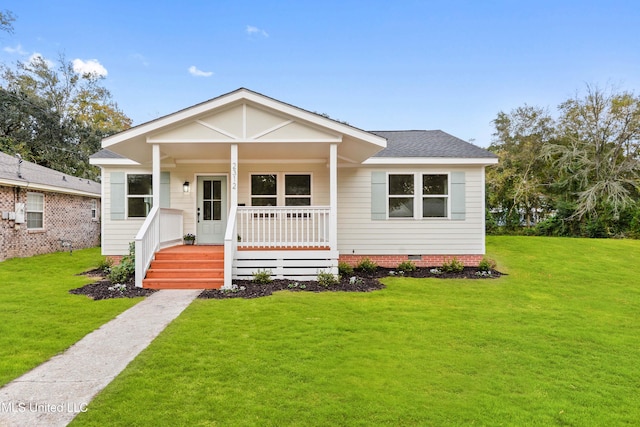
[0,289,201,427]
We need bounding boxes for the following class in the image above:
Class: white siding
[336,165,487,255]
[101,166,151,255]
[103,161,487,256]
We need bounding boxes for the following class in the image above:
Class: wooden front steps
[142,245,224,289]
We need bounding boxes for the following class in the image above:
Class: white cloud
[3,44,27,55]
[130,53,149,67]
[72,58,108,77]
[188,65,213,77]
[246,25,269,37]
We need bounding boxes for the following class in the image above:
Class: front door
[197,176,227,244]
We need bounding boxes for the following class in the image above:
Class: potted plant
[183,233,196,245]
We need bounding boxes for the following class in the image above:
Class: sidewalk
[0,289,201,427]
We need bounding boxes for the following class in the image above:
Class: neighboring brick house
[0,151,101,261]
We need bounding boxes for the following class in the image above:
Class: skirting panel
[234,250,339,280]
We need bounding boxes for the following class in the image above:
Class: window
[127,174,153,217]
[251,174,277,206]
[26,192,44,229]
[384,173,450,219]
[285,174,311,206]
[202,180,222,220]
[422,174,448,218]
[251,173,312,206]
[91,199,98,221]
[388,174,414,218]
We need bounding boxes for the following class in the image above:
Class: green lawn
[0,248,142,386]
[66,237,639,425]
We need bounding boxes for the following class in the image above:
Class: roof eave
[0,179,100,197]
[363,157,499,166]
[89,157,141,166]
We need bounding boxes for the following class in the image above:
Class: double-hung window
[26,192,44,229]
[387,173,449,218]
[285,174,311,206]
[422,174,448,217]
[91,199,98,221]
[251,174,277,206]
[127,174,153,218]
[388,174,414,218]
[251,173,311,206]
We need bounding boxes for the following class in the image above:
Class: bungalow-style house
[0,151,101,261]
[90,88,497,289]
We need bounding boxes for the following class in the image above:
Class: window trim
[385,172,450,219]
[250,172,313,207]
[387,173,415,219]
[421,173,449,218]
[126,173,153,218]
[250,173,278,207]
[26,192,45,229]
[284,174,312,207]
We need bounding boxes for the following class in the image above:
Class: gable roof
[98,88,387,164]
[0,151,101,197]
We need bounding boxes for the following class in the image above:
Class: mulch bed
[70,269,158,300]
[71,267,501,300]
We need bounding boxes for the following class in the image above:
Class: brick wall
[0,186,100,261]
[339,253,484,268]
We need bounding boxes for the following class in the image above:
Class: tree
[0,10,15,34]
[0,54,131,180]
[487,105,555,228]
[544,85,640,221]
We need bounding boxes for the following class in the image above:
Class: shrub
[349,276,364,286]
[317,270,339,287]
[97,257,114,274]
[108,242,135,284]
[252,269,273,284]
[338,261,354,276]
[397,260,417,274]
[478,257,497,272]
[441,257,464,273]
[357,257,378,273]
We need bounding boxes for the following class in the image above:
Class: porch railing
[236,206,330,248]
[134,207,184,288]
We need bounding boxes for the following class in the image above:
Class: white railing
[159,208,184,249]
[134,207,184,288]
[236,206,330,248]
[223,205,238,289]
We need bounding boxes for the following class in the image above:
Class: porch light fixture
[183,181,190,193]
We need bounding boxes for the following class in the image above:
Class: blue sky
[1,0,639,147]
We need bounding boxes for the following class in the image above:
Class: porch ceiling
[157,141,336,163]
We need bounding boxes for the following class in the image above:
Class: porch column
[152,144,161,208]
[230,144,238,207]
[223,144,239,290]
[329,143,338,250]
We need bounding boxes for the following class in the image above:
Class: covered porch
[132,139,343,287]
[98,89,386,288]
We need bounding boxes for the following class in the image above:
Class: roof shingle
[0,151,101,195]
[370,130,497,158]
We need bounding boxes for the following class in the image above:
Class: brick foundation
[107,255,124,265]
[339,254,484,268]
